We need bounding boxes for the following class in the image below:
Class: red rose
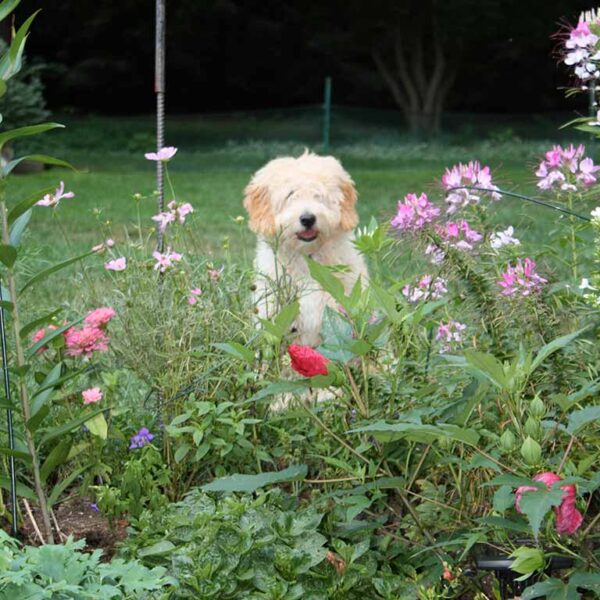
[288,344,329,377]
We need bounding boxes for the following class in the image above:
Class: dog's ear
[243,183,277,236]
[340,181,359,231]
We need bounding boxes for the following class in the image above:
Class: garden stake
[0,281,18,537]
[322,76,332,154]
[155,0,166,253]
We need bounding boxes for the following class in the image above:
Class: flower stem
[0,200,54,543]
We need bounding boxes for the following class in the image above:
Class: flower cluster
[564,19,600,82]
[152,248,183,272]
[402,275,448,303]
[82,387,102,405]
[535,144,600,191]
[36,181,75,208]
[441,161,501,214]
[288,344,329,377]
[152,200,194,233]
[490,226,520,250]
[435,320,467,354]
[129,427,155,450]
[497,258,547,297]
[515,472,583,535]
[435,220,482,251]
[188,287,202,305]
[390,193,440,232]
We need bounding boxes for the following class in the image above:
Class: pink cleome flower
[65,326,109,358]
[152,248,183,272]
[515,472,583,535]
[435,219,483,251]
[390,192,440,232]
[564,20,600,81]
[535,144,599,192]
[144,146,178,162]
[84,307,116,329]
[402,275,448,303]
[82,387,103,405]
[36,181,75,208]
[442,161,501,214]
[436,320,467,354]
[105,257,127,271]
[498,258,547,297]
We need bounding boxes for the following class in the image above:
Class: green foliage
[0,529,174,599]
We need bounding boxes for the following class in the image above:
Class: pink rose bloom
[84,307,116,329]
[515,472,583,535]
[105,257,127,271]
[144,146,178,162]
[82,387,103,405]
[36,181,75,208]
[65,326,109,358]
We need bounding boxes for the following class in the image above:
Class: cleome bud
[499,428,516,452]
[529,395,546,419]
[520,436,542,465]
[524,416,542,439]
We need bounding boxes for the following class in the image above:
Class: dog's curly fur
[244,151,368,347]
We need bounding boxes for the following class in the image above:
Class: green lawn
[5,111,593,265]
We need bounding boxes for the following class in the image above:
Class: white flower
[591,206,600,221]
[490,226,521,249]
[579,278,595,290]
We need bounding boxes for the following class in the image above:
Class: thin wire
[0,283,18,537]
[447,186,591,222]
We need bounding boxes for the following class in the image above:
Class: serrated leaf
[567,405,600,435]
[510,546,544,576]
[519,487,564,539]
[201,464,308,493]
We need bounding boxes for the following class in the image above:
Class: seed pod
[529,395,546,419]
[520,436,542,465]
[499,428,516,452]
[524,416,542,439]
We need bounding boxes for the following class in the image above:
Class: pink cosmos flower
[515,472,583,535]
[435,219,482,251]
[187,287,202,305]
[152,248,183,272]
[105,257,127,271]
[84,307,116,329]
[106,239,115,247]
[442,161,501,214]
[65,326,109,358]
[402,275,448,303]
[498,258,547,297]
[82,387,103,405]
[144,146,178,162]
[36,181,75,208]
[167,200,194,224]
[390,192,440,232]
[436,320,467,353]
[152,211,176,233]
[535,144,599,192]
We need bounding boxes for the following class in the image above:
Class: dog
[243,151,368,348]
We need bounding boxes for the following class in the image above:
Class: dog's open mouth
[296,229,319,242]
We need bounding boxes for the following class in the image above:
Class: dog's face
[243,152,358,252]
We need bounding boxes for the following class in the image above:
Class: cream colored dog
[243,151,368,347]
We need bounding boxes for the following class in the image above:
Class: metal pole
[589,82,597,159]
[155,0,166,252]
[322,76,332,154]
[0,282,18,538]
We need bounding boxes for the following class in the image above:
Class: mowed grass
[6,111,594,270]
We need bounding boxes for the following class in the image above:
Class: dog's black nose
[300,213,316,229]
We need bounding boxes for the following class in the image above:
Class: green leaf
[518,487,564,539]
[463,350,507,389]
[319,306,355,362]
[0,0,21,24]
[569,571,600,593]
[9,209,31,246]
[174,443,191,463]
[26,317,83,359]
[486,474,543,488]
[0,79,5,99]
[85,413,108,439]
[0,446,30,461]
[48,464,91,507]
[7,185,55,224]
[348,421,480,446]
[476,516,530,533]
[509,546,544,576]
[0,300,13,312]
[0,244,17,268]
[40,437,73,483]
[20,309,62,340]
[0,121,62,151]
[2,154,75,178]
[246,376,336,404]
[39,407,104,447]
[307,258,346,305]
[201,464,308,493]
[0,10,37,81]
[567,405,600,435]
[213,341,254,363]
[493,485,514,513]
[530,328,588,374]
[369,282,403,323]
[20,251,93,295]
[522,578,578,600]
[26,404,49,432]
[0,476,36,501]
[138,541,176,558]
[30,363,63,419]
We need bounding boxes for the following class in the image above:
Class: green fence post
[322,76,332,154]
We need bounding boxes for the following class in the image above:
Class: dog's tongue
[297,229,318,240]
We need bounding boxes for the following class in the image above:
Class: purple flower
[90,503,100,513]
[129,427,155,450]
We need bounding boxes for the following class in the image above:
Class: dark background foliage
[14,0,593,115]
